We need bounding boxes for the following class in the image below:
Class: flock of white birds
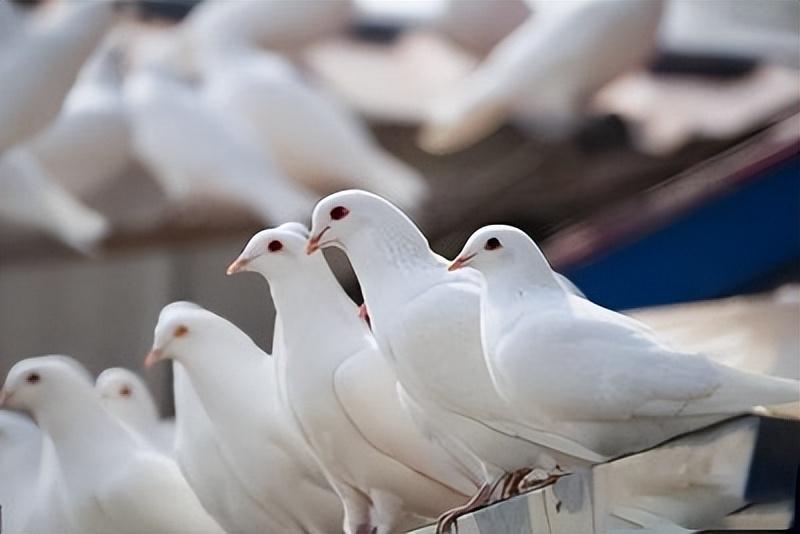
[2,189,799,534]
[0,0,669,253]
[2,1,798,533]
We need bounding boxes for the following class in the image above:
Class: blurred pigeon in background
[419,0,664,153]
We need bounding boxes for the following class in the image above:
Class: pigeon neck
[271,256,365,339]
[481,260,563,309]
[344,216,443,309]
[176,334,275,428]
[269,256,369,370]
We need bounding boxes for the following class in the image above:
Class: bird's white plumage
[26,33,131,197]
[123,34,317,225]
[233,224,473,533]
[0,1,114,151]
[192,33,429,214]
[306,191,597,493]
[0,148,110,252]
[149,303,343,533]
[453,225,800,458]
[0,356,222,534]
[0,411,42,533]
[172,360,269,534]
[184,0,352,55]
[420,0,664,153]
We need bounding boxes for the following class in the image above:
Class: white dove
[96,367,174,455]
[145,303,344,533]
[193,37,429,214]
[123,32,318,224]
[0,355,223,534]
[449,224,800,458]
[0,0,116,151]
[307,190,603,526]
[0,148,110,252]
[419,0,664,153]
[0,410,42,533]
[228,223,474,534]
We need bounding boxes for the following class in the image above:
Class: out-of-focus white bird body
[184,0,353,55]
[194,41,428,213]
[0,411,42,533]
[149,304,343,533]
[232,225,473,533]
[0,356,222,534]
[123,49,317,224]
[0,0,115,151]
[27,35,131,196]
[421,0,664,152]
[0,148,110,251]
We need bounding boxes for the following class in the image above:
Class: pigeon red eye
[268,240,283,252]
[119,385,132,397]
[330,206,349,220]
[26,373,40,385]
[174,325,189,337]
[485,238,502,251]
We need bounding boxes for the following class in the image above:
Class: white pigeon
[145,303,344,533]
[307,190,605,522]
[419,0,664,153]
[0,0,116,152]
[96,367,174,455]
[0,355,223,534]
[192,36,430,214]
[0,410,42,533]
[228,223,474,534]
[449,224,800,458]
[26,32,131,197]
[0,148,110,252]
[123,32,318,225]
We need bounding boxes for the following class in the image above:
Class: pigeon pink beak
[0,388,11,408]
[448,253,476,271]
[306,226,330,255]
[143,348,165,369]
[226,257,249,275]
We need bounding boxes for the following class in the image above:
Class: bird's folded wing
[506,310,722,421]
[333,348,477,495]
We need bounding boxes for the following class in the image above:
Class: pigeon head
[227,222,311,277]
[0,356,94,415]
[96,368,159,426]
[307,190,404,255]
[145,301,243,368]
[449,225,551,275]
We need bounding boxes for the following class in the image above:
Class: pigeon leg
[505,467,533,498]
[435,480,495,534]
[519,473,564,494]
